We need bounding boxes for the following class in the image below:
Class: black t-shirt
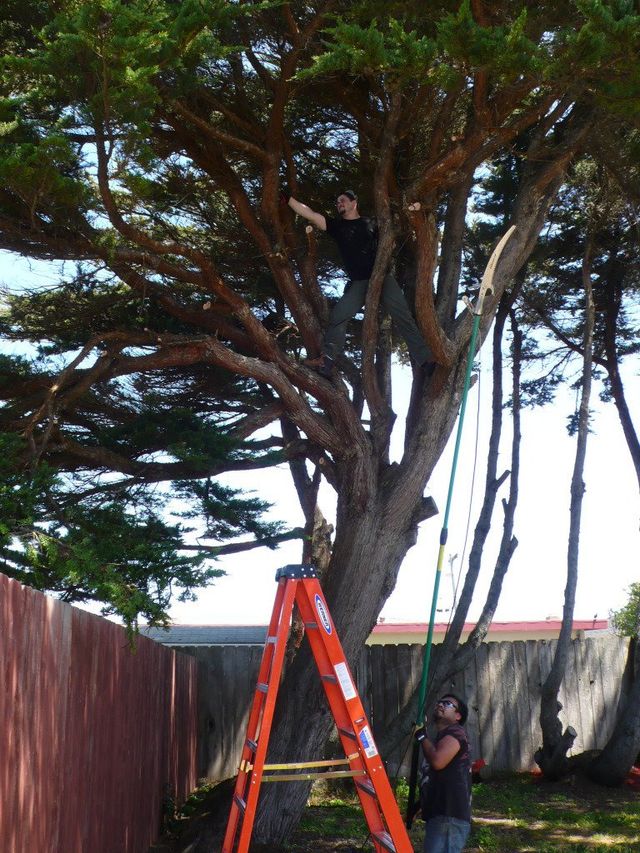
[325,215,377,281]
[421,723,472,823]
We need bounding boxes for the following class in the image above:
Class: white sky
[167,354,640,628]
[2,251,639,630]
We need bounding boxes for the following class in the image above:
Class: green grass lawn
[288,774,640,852]
[467,775,639,852]
[149,773,639,852]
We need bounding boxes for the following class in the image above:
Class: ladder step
[355,778,376,797]
[222,572,413,853]
[337,727,357,740]
[372,831,396,852]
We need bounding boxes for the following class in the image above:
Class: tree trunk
[252,357,472,844]
[601,260,640,489]
[252,112,595,843]
[588,639,640,785]
[536,237,595,779]
[378,297,524,762]
[251,491,440,843]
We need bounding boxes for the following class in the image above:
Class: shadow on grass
[466,775,640,852]
[148,774,639,852]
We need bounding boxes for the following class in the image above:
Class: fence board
[524,639,542,762]
[563,639,583,751]
[599,637,627,734]
[370,644,386,732]
[460,648,480,766]
[0,574,198,853]
[474,643,496,769]
[509,642,529,770]
[355,645,372,720]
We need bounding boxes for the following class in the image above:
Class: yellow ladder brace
[263,769,366,783]
[240,754,358,773]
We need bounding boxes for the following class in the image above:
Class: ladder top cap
[275,564,318,581]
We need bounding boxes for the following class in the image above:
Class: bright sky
[167,354,640,628]
[2,251,639,629]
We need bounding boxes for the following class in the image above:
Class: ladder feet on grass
[221,563,413,853]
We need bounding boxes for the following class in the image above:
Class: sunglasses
[436,699,459,711]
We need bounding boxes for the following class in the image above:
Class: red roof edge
[371,619,608,634]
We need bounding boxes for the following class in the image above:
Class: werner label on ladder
[222,563,414,853]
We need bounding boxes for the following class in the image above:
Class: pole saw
[405,225,516,828]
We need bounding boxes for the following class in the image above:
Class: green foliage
[295,0,640,99]
[436,1,543,79]
[19,500,215,629]
[0,132,90,214]
[569,1,640,109]
[610,582,640,637]
[176,478,284,543]
[298,3,549,88]
[1,0,640,643]
[296,18,437,84]
[0,432,55,545]
[0,428,279,631]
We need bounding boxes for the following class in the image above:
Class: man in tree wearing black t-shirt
[414,693,472,853]
[285,190,433,376]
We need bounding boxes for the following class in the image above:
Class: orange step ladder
[222,563,414,853]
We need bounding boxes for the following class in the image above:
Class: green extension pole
[405,226,515,829]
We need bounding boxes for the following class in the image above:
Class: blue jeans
[423,816,471,853]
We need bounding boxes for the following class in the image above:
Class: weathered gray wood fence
[182,636,630,781]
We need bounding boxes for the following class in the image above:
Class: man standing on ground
[284,190,433,376]
[415,693,472,853]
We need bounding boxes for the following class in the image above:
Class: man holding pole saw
[406,225,517,846]
[414,693,472,852]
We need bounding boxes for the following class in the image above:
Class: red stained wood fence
[0,573,199,853]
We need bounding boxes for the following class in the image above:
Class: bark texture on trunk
[536,238,594,780]
[252,444,452,843]
[588,639,640,786]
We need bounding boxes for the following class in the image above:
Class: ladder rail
[294,579,413,852]
[293,581,392,835]
[221,578,296,853]
[236,577,296,853]
[222,566,414,853]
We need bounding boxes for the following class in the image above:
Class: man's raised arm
[285,195,327,231]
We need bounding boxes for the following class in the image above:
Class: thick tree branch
[180,528,306,556]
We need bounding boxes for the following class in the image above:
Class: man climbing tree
[285,190,434,375]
